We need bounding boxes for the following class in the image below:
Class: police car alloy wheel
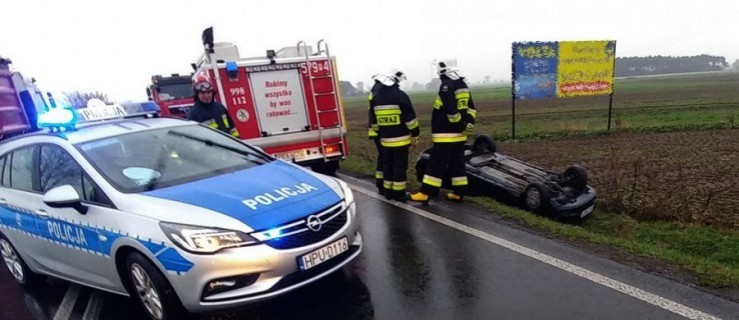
[0,234,39,286]
[126,252,186,320]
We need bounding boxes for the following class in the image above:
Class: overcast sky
[2,0,737,101]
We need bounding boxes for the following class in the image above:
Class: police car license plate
[581,204,595,218]
[298,237,349,271]
[274,150,308,162]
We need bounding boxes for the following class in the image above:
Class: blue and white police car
[0,103,361,319]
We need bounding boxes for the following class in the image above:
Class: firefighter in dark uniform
[367,76,385,194]
[187,73,239,137]
[411,61,477,202]
[369,70,420,201]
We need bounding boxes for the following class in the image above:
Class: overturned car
[415,135,596,219]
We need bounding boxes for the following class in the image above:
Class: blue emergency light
[226,61,238,73]
[265,228,283,239]
[37,108,77,129]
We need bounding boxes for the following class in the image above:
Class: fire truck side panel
[208,67,261,139]
[247,69,311,136]
[298,59,341,131]
[0,71,32,137]
[330,58,350,157]
[201,55,347,166]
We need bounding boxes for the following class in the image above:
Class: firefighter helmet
[390,69,407,84]
[192,72,215,93]
[372,69,406,86]
[436,61,463,80]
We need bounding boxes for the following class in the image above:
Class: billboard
[513,40,616,99]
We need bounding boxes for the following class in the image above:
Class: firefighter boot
[410,192,430,203]
[446,193,463,202]
[393,191,409,202]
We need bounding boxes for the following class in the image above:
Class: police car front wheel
[0,234,42,288]
[126,252,187,320]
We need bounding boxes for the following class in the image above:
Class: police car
[0,102,362,319]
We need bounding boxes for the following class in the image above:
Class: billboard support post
[511,44,517,140]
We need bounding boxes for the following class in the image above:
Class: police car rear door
[35,143,113,287]
[0,145,58,274]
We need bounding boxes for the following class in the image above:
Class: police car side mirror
[43,185,88,215]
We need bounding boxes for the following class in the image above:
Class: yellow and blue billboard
[513,40,616,99]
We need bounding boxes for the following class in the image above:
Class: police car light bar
[37,101,161,130]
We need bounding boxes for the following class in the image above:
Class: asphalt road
[1,176,737,320]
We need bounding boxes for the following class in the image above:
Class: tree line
[615,54,729,76]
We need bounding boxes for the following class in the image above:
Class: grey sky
[2,0,737,101]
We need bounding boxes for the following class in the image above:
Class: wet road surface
[1,177,737,320]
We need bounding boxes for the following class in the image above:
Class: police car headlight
[159,222,258,254]
[337,179,354,206]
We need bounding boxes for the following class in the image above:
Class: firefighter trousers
[419,142,468,196]
[382,145,409,200]
[373,138,384,192]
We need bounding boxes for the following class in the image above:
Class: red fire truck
[146,73,195,118]
[0,56,50,139]
[191,28,348,175]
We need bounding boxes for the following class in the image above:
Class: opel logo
[306,215,322,232]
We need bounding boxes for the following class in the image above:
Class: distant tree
[356,81,365,95]
[615,54,729,76]
[64,91,110,109]
[411,81,425,91]
[426,78,441,91]
[733,59,739,71]
[339,81,358,97]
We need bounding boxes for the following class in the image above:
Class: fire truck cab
[146,73,195,118]
[193,28,347,175]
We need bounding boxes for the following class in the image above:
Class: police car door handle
[34,209,49,218]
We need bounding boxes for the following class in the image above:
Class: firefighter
[367,75,385,194]
[187,74,239,137]
[369,70,420,201]
[410,61,477,203]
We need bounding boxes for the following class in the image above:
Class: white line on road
[53,284,80,320]
[346,179,723,320]
[82,290,105,320]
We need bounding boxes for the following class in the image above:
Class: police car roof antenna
[201,27,228,108]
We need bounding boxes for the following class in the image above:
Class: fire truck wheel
[311,161,339,177]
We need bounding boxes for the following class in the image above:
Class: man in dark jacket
[187,76,238,137]
[411,61,476,203]
[369,70,419,201]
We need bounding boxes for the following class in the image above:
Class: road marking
[53,284,80,320]
[344,177,723,320]
[82,290,105,320]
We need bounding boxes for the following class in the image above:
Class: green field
[340,71,739,290]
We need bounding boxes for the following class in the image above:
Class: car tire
[472,134,497,153]
[311,161,339,177]
[0,233,42,288]
[125,252,187,320]
[523,182,551,214]
[415,150,430,183]
[562,165,588,195]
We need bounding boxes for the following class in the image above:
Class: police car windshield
[76,124,271,193]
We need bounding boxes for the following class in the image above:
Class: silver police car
[0,104,361,319]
